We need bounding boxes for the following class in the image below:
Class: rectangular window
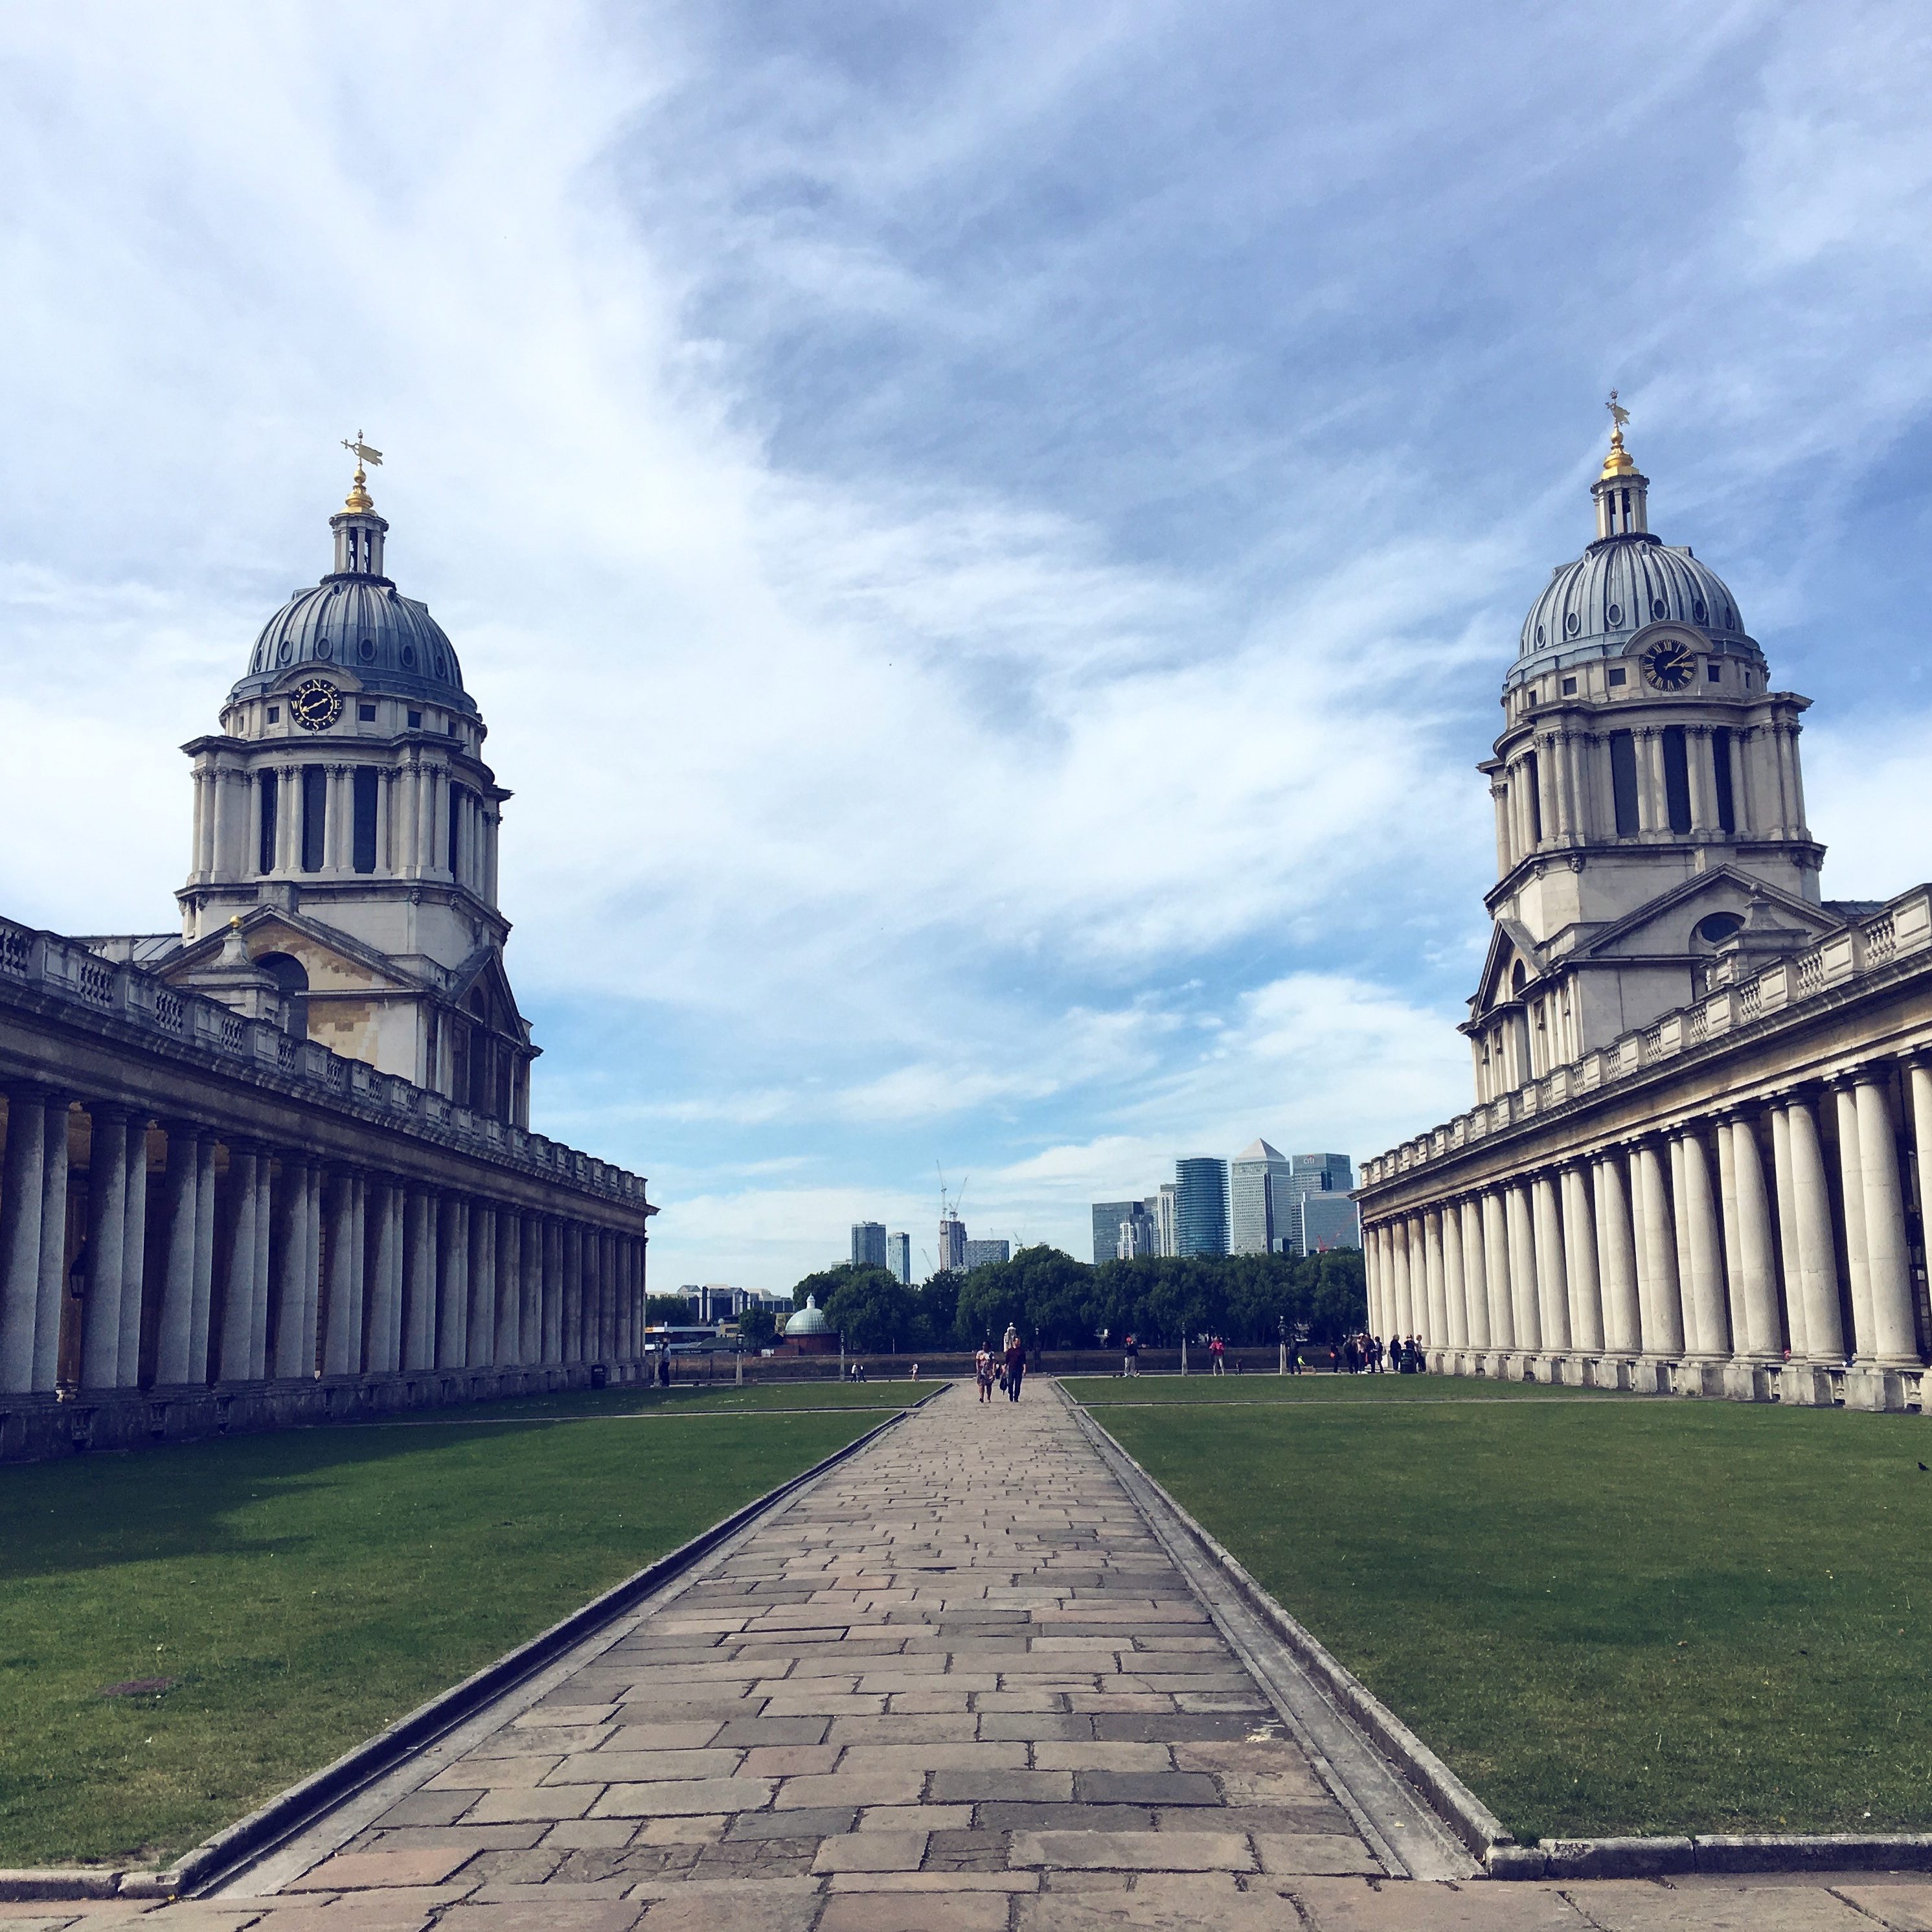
[1560,676,1576,694]
[407,709,422,729]
[1661,725,1692,834]
[358,702,376,722]
[448,783,464,879]
[1706,661,1722,682]
[301,765,327,872]
[1712,726,1736,834]
[1609,730,1639,835]
[267,705,281,723]
[352,767,378,872]
[1607,666,1626,687]
[258,771,278,873]
[1523,752,1542,845]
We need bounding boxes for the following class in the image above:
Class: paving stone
[1032,1744,1173,1771]
[348,1826,547,1854]
[828,1713,979,1745]
[738,1745,843,1776]
[725,1808,858,1840]
[542,1821,639,1850]
[1835,1886,1932,1931]
[1252,1833,1383,1876]
[929,1769,1074,1802]
[975,1804,1157,1833]
[815,1893,1010,1932]
[285,1850,478,1892]
[975,1714,1095,1743]
[631,1890,818,1931]
[433,1906,640,1932]
[1071,1771,1220,1806]
[769,1771,926,1808]
[835,1743,1028,1776]
[1550,1879,1876,1931]
[709,1716,831,1747]
[588,1779,774,1817]
[370,1791,479,1828]
[462,1790,598,1824]
[1283,1878,1598,1929]
[1009,1830,1255,1871]
[542,1750,742,1785]
[810,1833,929,1873]
[426,1757,562,1791]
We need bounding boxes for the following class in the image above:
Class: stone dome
[227,481,476,715]
[1519,536,1749,663]
[785,1295,829,1336]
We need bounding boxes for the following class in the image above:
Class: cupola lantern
[1591,391,1649,541]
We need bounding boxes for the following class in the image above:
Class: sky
[3,2,1931,1291]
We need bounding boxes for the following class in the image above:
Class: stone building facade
[0,456,655,1459]
[1357,418,1932,1410]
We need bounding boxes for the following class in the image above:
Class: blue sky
[4,3,1931,1290]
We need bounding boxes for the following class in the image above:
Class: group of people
[974,1326,1028,1403]
[1326,1332,1429,1374]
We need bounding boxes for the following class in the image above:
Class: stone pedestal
[1843,1367,1907,1413]
[1676,1361,1728,1398]
[1720,1363,1776,1403]
[1629,1358,1674,1395]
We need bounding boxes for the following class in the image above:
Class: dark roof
[231,574,475,714]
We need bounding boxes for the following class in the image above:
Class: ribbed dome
[1519,536,1748,663]
[230,575,475,714]
[785,1295,829,1335]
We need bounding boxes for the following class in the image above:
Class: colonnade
[0,1084,646,1397]
[1363,1056,1932,1394]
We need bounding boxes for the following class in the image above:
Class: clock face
[290,677,344,731]
[1640,640,1696,691]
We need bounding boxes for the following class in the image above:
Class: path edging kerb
[24,1385,942,1905]
[1065,1384,1932,1882]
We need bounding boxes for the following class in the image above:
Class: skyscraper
[938,1216,967,1273]
[1299,1194,1361,1253]
[1155,1183,1178,1257]
[850,1221,888,1269]
[1229,1139,1292,1254]
[1091,1199,1140,1266]
[1271,1155,1358,1256]
[1174,1157,1230,1257]
[962,1238,1010,1269]
[1116,1214,1157,1260]
[887,1232,911,1285]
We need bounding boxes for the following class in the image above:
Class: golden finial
[228,913,244,931]
[1600,390,1635,477]
[341,431,383,512]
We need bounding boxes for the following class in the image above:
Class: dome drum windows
[1606,602,1622,626]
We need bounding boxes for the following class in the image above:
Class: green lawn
[1063,1377,1932,1841]
[0,1385,920,1868]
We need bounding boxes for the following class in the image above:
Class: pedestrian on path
[1005,1331,1027,1401]
[1124,1332,1139,1376]
[975,1346,993,1402]
[1210,1335,1226,1374]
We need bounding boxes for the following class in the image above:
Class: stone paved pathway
[117,1380,1932,1928]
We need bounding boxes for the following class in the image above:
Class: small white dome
[784,1294,828,1335]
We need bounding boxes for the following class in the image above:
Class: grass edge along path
[0,1389,911,1869]
[1062,1377,1932,1843]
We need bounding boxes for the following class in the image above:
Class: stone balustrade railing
[1361,884,1932,1187]
[0,914,646,1206]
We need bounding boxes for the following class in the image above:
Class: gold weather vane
[1601,390,1635,477]
[341,431,383,512]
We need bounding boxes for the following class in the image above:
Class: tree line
[761,1244,1366,1355]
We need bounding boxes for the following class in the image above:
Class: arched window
[1510,961,1528,998]
[254,951,310,1038]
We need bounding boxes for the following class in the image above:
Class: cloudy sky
[3,3,1931,1290]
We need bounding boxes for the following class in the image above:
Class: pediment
[165,907,424,995]
[1470,916,1549,1017]
[1570,867,1843,964]
[447,944,530,1042]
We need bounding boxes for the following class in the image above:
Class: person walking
[975,1346,992,1402]
[1209,1335,1226,1375]
[1124,1333,1139,1378]
[1005,1331,1027,1402]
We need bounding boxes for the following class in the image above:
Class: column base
[1720,1363,1777,1404]
[1674,1360,1727,1398]
[1777,1363,1841,1407]
[1580,1356,1633,1392]
[1630,1358,1675,1395]
[1528,1355,1565,1386]
[1843,1367,1909,1413]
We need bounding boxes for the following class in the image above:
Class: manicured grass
[1067,1372,1615,1405]
[0,1389,918,1867]
[405,1378,936,1424]
[1067,1378,1932,1841]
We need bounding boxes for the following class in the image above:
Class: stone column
[1716,1115,1749,1350]
[1831,1078,1874,1361]
[365,1180,403,1373]
[1482,1188,1514,1350]
[271,1155,317,1380]
[1530,1171,1571,1354]
[33,1096,72,1391]
[1856,1069,1919,1368]
[1634,727,1662,834]
[469,1202,497,1369]
[1460,1198,1492,1350]
[494,1207,522,1365]
[1685,724,1714,833]
[1505,1181,1541,1353]
[1361,1225,1382,1336]
[0,1085,49,1392]
[1728,1110,1782,1361]
[1634,1139,1685,1359]
[321,1168,367,1377]
[1676,1127,1729,1362]
[216,1144,260,1381]
[188,1131,217,1383]
[402,1187,437,1370]
[543,1217,564,1363]
[1422,1210,1448,1349]
[1769,1100,1809,1360]
[247,1148,274,1380]
[1594,1149,1641,1356]
[394,762,418,880]
[152,1120,201,1385]
[436,1196,470,1369]
[1786,1093,1846,1363]
[1911,1060,1932,1342]
[1441,1201,1468,1352]
[1390,1220,1413,1338]
[115,1115,150,1387]
[80,1103,131,1390]
[562,1223,584,1361]
[521,1215,544,1363]
[1560,1162,1604,1355]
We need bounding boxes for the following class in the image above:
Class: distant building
[962,1238,1010,1269]
[1155,1183,1178,1257]
[1299,1194,1362,1253]
[699,1284,751,1323]
[1229,1139,1292,1255]
[850,1221,888,1269]
[887,1232,912,1285]
[938,1215,967,1273]
[1091,1199,1141,1266]
[1271,1154,1358,1256]
[1174,1157,1230,1257]
[1117,1214,1157,1260]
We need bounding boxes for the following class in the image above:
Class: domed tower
[1463,404,1845,1101]
[168,445,536,1122]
